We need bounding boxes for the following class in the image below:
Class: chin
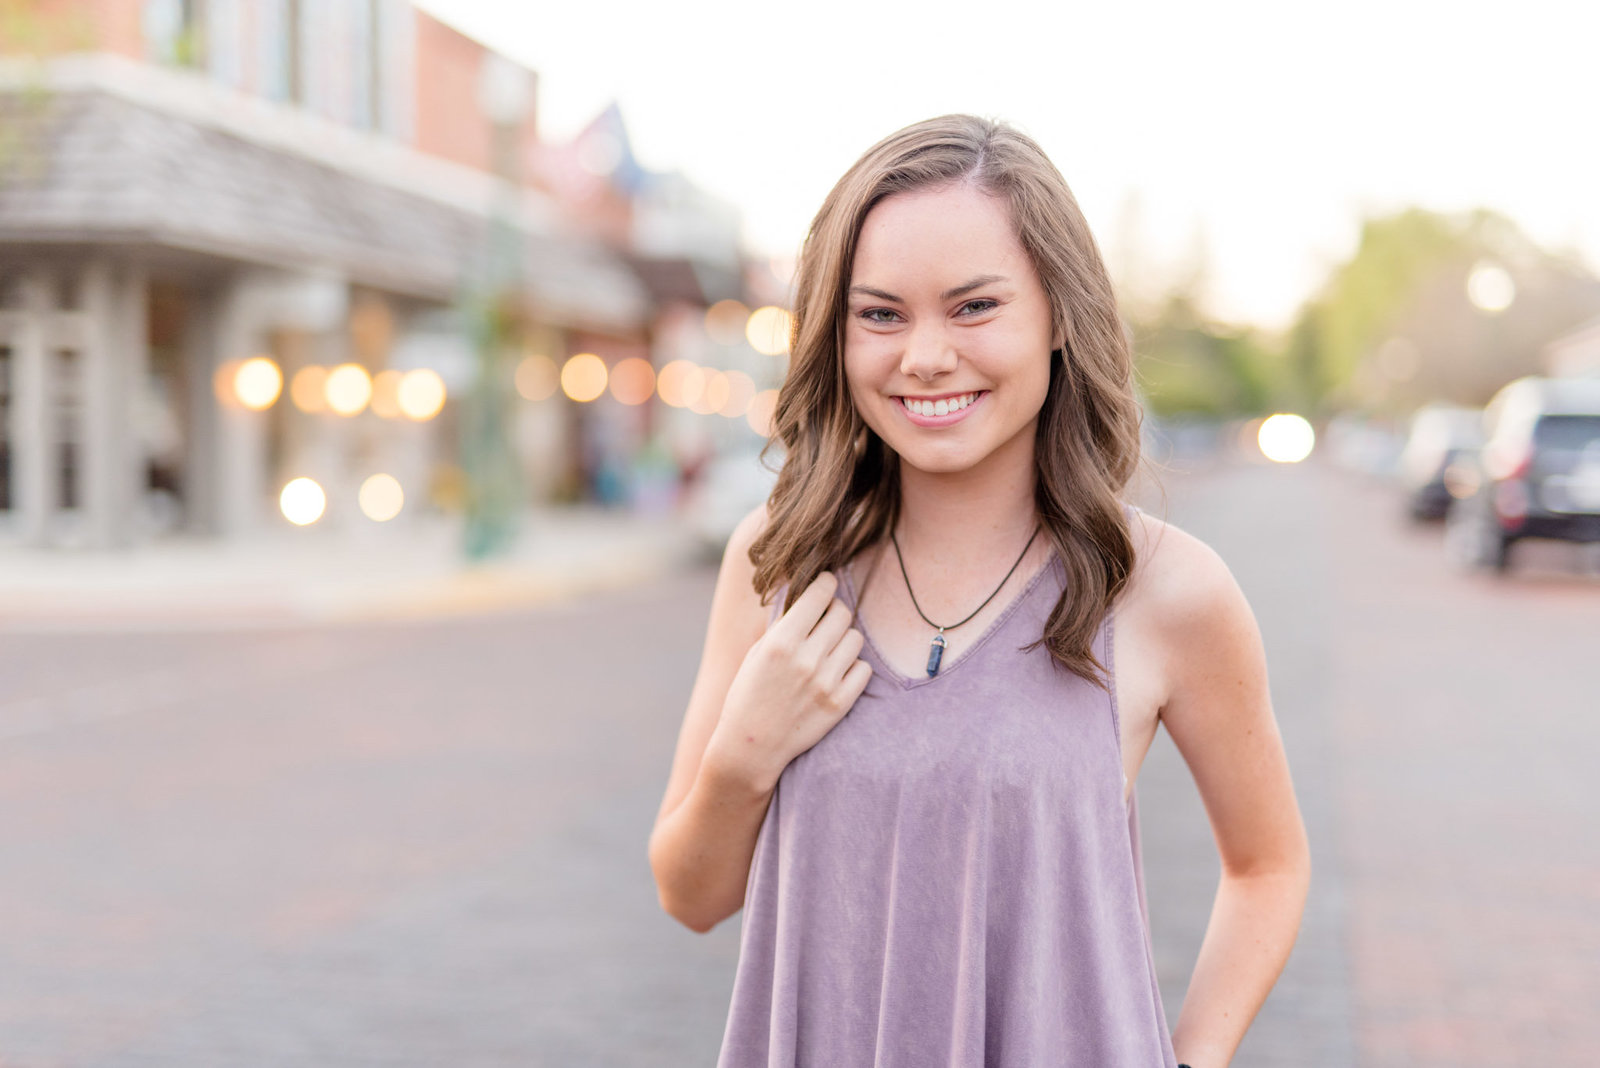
[885,442,990,477]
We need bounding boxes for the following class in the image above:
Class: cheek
[841,349,879,425]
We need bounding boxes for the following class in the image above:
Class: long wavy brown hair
[750,114,1143,688]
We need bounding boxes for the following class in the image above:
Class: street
[1,458,1596,1066]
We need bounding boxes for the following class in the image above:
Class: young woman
[649,115,1310,1067]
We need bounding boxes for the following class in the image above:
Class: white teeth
[904,392,977,417]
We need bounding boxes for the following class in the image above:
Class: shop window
[53,348,81,512]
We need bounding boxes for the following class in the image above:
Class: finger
[806,596,855,648]
[818,626,866,684]
[836,658,873,707]
[771,571,838,640]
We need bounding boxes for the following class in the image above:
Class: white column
[79,261,151,548]
[121,265,151,541]
[79,261,119,548]
[185,278,269,538]
[12,273,52,545]
[212,280,269,538]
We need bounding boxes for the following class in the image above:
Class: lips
[895,390,987,427]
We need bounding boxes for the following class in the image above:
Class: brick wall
[0,0,140,56]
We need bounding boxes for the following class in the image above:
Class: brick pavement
[1143,457,1599,1068]
[1,460,1596,1065]
[1135,458,1358,1067]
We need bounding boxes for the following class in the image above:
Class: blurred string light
[279,477,326,525]
[704,299,750,345]
[561,353,608,402]
[719,369,756,418]
[1258,413,1316,463]
[397,368,447,421]
[325,363,373,416]
[690,370,729,415]
[609,357,656,405]
[746,388,779,437]
[516,353,559,401]
[746,306,793,356]
[233,356,282,410]
[370,369,404,418]
[656,359,701,408]
[358,473,404,522]
[1467,261,1515,313]
[290,365,329,413]
[532,351,769,424]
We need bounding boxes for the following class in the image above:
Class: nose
[899,322,957,382]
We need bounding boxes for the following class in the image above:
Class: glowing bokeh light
[397,368,447,421]
[746,306,793,356]
[1257,413,1316,463]
[561,353,608,402]
[279,477,326,525]
[290,366,329,413]
[704,299,750,345]
[324,363,373,416]
[656,359,702,408]
[746,388,780,437]
[233,356,283,410]
[692,370,730,415]
[1467,261,1515,313]
[609,357,656,405]
[516,353,560,401]
[358,473,404,522]
[370,369,404,419]
[719,369,757,418]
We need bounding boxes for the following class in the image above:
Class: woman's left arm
[1156,536,1312,1068]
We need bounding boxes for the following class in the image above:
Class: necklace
[889,524,1042,677]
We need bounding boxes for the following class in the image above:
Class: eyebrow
[848,274,1009,304]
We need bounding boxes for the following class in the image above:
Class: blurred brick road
[0,458,1595,1065]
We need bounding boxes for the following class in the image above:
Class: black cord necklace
[889,524,1042,677]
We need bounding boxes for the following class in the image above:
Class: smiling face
[844,181,1058,481]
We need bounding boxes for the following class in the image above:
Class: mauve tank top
[716,522,1178,1067]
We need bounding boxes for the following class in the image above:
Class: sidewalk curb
[0,519,709,633]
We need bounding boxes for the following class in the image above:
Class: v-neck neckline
[842,549,1059,691]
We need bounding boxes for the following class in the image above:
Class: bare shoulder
[1121,506,1246,629]
[717,503,773,628]
[1121,505,1268,734]
[727,502,770,555]
[651,502,772,830]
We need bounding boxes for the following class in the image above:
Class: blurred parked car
[1446,377,1600,572]
[1324,412,1405,477]
[681,442,783,558]
[1397,404,1484,520]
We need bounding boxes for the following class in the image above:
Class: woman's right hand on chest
[706,572,873,792]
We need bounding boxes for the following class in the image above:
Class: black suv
[1446,377,1600,572]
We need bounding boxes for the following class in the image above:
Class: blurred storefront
[0,0,758,549]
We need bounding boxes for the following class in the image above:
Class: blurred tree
[1288,207,1600,414]
[1127,232,1286,419]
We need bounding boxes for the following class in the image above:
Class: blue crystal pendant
[925,632,947,677]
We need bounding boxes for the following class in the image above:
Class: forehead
[851,182,1031,285]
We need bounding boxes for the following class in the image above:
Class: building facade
[0,0,749,549]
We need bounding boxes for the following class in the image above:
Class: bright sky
[418,0,1600,332]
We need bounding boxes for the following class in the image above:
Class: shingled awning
[0,88,650,332]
